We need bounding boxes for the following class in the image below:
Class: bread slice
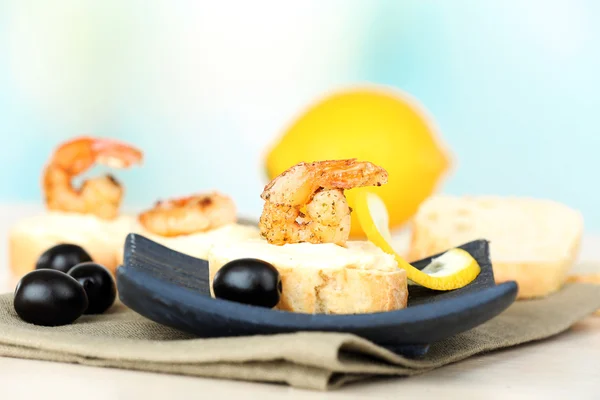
[207,239,408,314]
[408,195,584,299]
[9,212,136,277]
[114,223,261,266]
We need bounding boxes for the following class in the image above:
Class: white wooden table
[1,204,599,399]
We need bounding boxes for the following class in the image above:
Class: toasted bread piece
[408,195,583,299]
[208,239,408,314]
[9,212,136,277]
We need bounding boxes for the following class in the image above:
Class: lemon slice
[354,190,480,290]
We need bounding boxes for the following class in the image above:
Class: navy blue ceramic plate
[117,234,518,357]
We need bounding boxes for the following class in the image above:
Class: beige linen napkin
[1,283,599,391]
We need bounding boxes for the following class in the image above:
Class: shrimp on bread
[209,160,408,314]
[10,135,143,278]
[115,191,258,264]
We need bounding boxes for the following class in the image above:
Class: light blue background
[1,1,598,231]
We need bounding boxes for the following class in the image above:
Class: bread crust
[208,246,408,314]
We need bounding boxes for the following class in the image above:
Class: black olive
[67,262,116,314]
[14,269,88,326]
[213,258,282,308]
[36,244,92,273]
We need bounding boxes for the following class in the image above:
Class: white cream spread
[209,238,398,272]
[131,222,260,260]
[11,211,135,248]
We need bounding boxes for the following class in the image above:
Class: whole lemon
[264,86,452,237]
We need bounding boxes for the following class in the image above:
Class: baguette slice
[208,239,408,314]
[9,212,136,277]
[408,195,584,299]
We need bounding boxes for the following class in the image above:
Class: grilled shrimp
[259,159,388,245]
[43,136,143,220]
[138,192,237,237]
